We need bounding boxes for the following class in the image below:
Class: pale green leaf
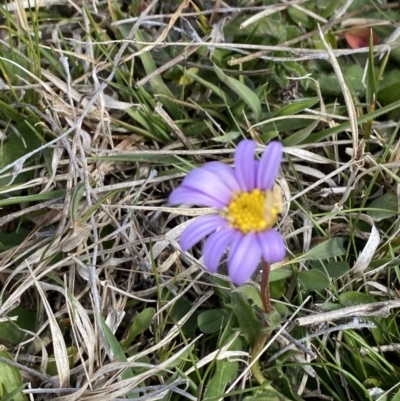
[292,238,346,263]
[298,270,330,291]
[0,350,27,401]
[391,387,400,401]
[121,308,155,347]
[234,284,263,309]
[368,192,398,221]
[214,64,261,121]
[100,316,135,383]
[270,266,293,282]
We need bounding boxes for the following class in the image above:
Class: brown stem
[261,261,271,313]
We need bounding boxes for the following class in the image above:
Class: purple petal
[201,162,240,192]
[203,228,240,273]
[254,160,259,179]
[169,186,226,208]
[181,167,233,205]
[257,229,286,263]
[234,140,257,192]
[227,232,262,285]
[180,215,227,251]
[257,142,283,190]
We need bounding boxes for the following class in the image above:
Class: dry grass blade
[296,300,400,326]
[317,24,359,154]
[33,278,70,388]
[350,216,380,275]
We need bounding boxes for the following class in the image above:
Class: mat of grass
[0,0,400,400]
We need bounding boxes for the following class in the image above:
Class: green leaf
[367,192,398,221]
[316,261,350,278]
[211,131,241,143]
[275,98,319,117]
[0,350,27,401]
[269,280,286,299]
[283,120,319,146]
[121,308,155,347]
[378,81,400,108]
[281,61,309,84]
[304,97,400,143]
[224,16,295,41]
[100,316,135,384]
[0,303,36,346]
[0,119,42,188]
[269,266,293,282]
[292,238,346,263]
[311,65,365,97]
[70,182,86,224]
[287,7,312,29]
[230,292,261,347]
[214,64,261,121]
[203,334,241,400]
[339,291,376,307]
[135,30,180,119]
[47,346,77,376]
[391,387,400,401]
[0,189,65,207]
[339,292,383,343]
[243,384,293,401]
[0,229,31,252]
[318,1,339,19]
[298,270,330,291]
[168,293,198,338]
[234,284,263,309]
[178,66,230,105]
[370,258,400,268]
[314,31,337,49]
[197,309,230,334]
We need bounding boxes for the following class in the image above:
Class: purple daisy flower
[169,140,286,286]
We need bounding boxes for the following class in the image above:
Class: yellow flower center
[224,187,283,234]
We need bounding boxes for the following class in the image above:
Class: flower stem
[251,261,272,384]
[261,261,272,313]
[250,331,269,384]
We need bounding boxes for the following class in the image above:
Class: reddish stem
[261,261,272,313]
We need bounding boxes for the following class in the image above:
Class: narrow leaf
[275,98,319,117]
[214,64,261,121]
[135,30,180,119]
[292,238,346,263]
[121,308,155,347]
[100,316,135,382]
[70,182,85,224]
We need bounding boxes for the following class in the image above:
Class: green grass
[0,0,400,400]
